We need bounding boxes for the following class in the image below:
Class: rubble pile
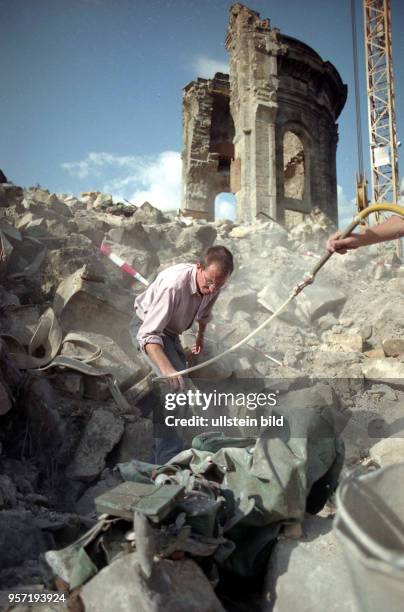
[1,183,404,610]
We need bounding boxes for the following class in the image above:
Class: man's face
[196,263,229,295]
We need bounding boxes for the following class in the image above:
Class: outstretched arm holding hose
[327,215,404,254]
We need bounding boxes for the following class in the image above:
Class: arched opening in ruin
[215,193,236,221]
[283,131,305,200]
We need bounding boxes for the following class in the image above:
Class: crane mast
[363,0,399,205]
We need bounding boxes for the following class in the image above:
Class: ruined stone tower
[181,4,347,225]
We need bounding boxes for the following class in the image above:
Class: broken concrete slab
[80,553,225,612]
[262,515,358,612]
[53,266,137,356]
[66,409,124,482]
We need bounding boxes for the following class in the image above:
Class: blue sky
[1,0,403,225]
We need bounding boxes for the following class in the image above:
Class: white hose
[153,291,296,381]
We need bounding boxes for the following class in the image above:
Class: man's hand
[326,231,363,254]
[191,332,204,356]
[145,343,185,391]
[160,364,185,391]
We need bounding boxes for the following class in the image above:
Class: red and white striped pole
[99,243,149,286]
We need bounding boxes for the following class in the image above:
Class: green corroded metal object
[95,481,185,522]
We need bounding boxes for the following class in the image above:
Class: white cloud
[192,55,228,79]
[61,151,182,211]
[337,184,356,228]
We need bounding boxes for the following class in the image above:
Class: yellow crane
[364,0,399,207]
[352,0,401,254]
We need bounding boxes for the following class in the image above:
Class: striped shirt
[134,263,220,350]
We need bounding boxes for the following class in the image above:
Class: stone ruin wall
[181,3,347,226]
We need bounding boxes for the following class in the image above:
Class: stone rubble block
[93,193,113,209]
[81,553,225,612]
[15,212,49,234]
[107,220,153,250]
[25,192,74,218]
[363,348,385,359]
[66,408,125,482]
[382,338,404,357]
[325,333,363,353]
[361,359,404,387]
[43,217,78,239]
[50,372,84,398]
[114,418,154,464]
[369,438,404,468]
[220,288,257,318]
[298,284,347,323]
[316,313,338,331]
[0,380,13,416]
[262,515,358,612]
[63,194,86,212]
[258,270,346,326]
[0,474,18,509]
[0,511,51,570]
[229,225,254,239]
[133,201,169,224]
[73,214,107,244]
[0,184,24,207]
[176,224,217,253]
[20,379,72,462]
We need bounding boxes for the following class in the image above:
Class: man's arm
[145,343,185,390]
[191,291,222,355]
[191,320,207,355]
[327,215,404,254]
[137,286,184,390]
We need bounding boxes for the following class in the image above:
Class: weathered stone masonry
[181,4,347,225]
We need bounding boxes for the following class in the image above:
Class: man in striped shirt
[130,245,233,463]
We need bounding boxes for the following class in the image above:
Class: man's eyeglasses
[202,270,228,289]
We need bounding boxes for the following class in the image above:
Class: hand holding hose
[326,230,363,254]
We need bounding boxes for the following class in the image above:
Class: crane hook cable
[153,204,404,382]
